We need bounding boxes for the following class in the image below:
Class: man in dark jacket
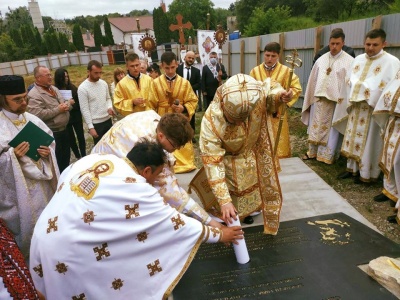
[202,51,227,110]
[177,51,201,143]
[313,28,356,66]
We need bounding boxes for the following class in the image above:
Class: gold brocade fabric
[250,63,302,158]
[308,97,336,146]
[341,101,372,161]
[196,82,283,235]
[151,75,198,173]
[113,74,156,116]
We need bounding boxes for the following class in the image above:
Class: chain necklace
[326,51,343,75]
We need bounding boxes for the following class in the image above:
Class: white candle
[228,217,250,264]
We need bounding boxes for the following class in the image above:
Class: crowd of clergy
[0,26,400,299]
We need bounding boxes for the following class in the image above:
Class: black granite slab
[173,213,400,299]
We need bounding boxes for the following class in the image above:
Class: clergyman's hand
[14,141,29,159]
[37,145,51,159]
[221,202,238,225]
[220,226,243,245]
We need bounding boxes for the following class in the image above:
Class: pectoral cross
[169,14,192,47]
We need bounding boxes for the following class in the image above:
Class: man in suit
[177,51,201,143]
[202,51,227,111]
[312,28,355,66]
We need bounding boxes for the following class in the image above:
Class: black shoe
[390,200,396,207]
[353,176,362,184]
[192,137,197,144]
[387,215,397,224]
[373,193,389,202]
[243,216,254,224]
[337,171,352,179]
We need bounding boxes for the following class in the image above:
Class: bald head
[184,51,195,67]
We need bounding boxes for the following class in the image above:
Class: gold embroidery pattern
[93,243,110,261]
[70,160,114,200]
[33,264,43,278]
[55,262,68,274]
[125,204,140,219]
[379,80,386,90]
[374,65,381,75]
[337,98,343,104]
[200,178,212,193]
[210,227,220,238]
[136,232,149,242]
[307,219,352,245]
[201,155,223,164]
[124,177,136,183]
[82,210,96,225]
[72,293,86,300]
[353,65,360,73]
[383,91,392,108]
[171,214,185,230]
[147,259,162,276]
[47,216,58,233]
[364,88,370,99]
[57,182,64,192]
[111,278,124,290]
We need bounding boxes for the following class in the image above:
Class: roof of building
[108,16,154,33]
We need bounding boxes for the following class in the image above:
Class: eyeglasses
[10,95,28,104]
[39,74,53,78]
[165,135,180,151]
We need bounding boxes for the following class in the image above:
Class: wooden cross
[169,14,192,46]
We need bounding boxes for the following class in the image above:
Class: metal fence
[0,51,109,76]
[221,13,400,108]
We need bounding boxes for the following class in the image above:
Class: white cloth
[332,51,400,180]
[0,110,58,260]
[91,110,212,224]
[302,51,353,163]
[77,79,113,129]
[197,30,219,65]
[373,69,400,202]
[30,153,221,299]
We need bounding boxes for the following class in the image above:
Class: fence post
[314,26,323,56]
[279,33,285,63]
[240,40,245,73]
[372,15,382,29]
[228,42,231,76]
[256,36,261,66]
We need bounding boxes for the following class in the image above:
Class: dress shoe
[387,215,397,224]
[243,216,254,224]
[373,193,389,202]
[390,200,396,207]
[337,171,352,179]
[192,137,197,144]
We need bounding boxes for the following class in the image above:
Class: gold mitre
[222,74,263,121]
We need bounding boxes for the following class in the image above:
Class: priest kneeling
[30,139,243,300]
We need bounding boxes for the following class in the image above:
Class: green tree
[103,17,114,46]
[42,16,53,31]
[0,33,20,62]
[93,21,103,47]
[58,32,70,52]
[128,9,151,16]
[4,6,33,32]
[9,28,23,48]
[214,8,231,30]
[244,6,292,37]
[72,24,85,51]
[388,0,400,11]
[34,27,46,55]
[153,7,171,44]
[168,0,214,37]
[235,0,263,32]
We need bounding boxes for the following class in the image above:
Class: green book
[8,121,55,161]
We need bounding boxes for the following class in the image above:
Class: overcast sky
[2,0,233,19]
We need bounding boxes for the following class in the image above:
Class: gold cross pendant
[326,67,332,75]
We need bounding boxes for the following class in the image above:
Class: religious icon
[202,36,215,54]
[139,33,157,52]
[213,27,228,49]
